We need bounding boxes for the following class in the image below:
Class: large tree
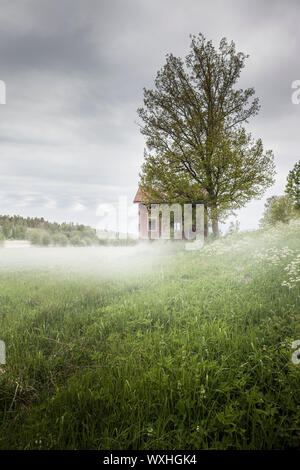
[285,160,300,210]
[137,34,275,236]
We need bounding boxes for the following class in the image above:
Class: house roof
[133,186,145,203]
[133,186,167,203]
[133,186,208,204]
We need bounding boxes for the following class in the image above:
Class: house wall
[138,203,204,241]
[138,203,161,240]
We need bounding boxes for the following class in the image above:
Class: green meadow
[0,222,299,450]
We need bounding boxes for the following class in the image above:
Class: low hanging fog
[0,240,181,276]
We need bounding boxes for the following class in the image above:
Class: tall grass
[0,221,299,449]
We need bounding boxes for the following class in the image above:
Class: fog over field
[0,241,178,274]
[1,221,297,277]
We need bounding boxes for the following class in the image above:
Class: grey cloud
[0,0,299,230]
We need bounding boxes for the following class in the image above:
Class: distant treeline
[0,215,99,246]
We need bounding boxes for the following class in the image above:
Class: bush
[259,195,294,227]
[30,231,42,245]
[53,234,68,246]
[12,225,27,240]
[0,227,5,246]
[70,234,85,247]
[41,233,51,246]
[82,236,95,246]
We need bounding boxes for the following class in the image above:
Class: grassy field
[0,221,299,450]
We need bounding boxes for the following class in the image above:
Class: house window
[148,217,157,232]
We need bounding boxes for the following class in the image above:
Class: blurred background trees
[285,160,300,211]
[260,160,300,227]
[0,215,99,246]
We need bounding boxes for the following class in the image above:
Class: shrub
[259,195,294,227]
[41,233,51,246]
[82,236,94,246]
[30,231,42,245]
[0,227,5,246]
[53,234,68,246]
[70,234,85,247]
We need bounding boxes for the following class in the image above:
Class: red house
[133,186,207,240]
[133,186,162,239]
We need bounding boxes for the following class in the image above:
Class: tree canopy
[137,34,275,236]
[285,160,300,210]
[259,195,294,227]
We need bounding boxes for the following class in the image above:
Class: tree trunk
[204,205,208,238]
[211,217,219,237]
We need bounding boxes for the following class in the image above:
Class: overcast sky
[0,0,299,233]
